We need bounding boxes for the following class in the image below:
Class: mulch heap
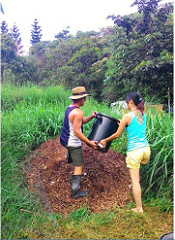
[25,138,132,215]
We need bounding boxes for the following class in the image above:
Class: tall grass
[1,84,173,239]
[1,83,69,112]
[1,84,72,238]
[141,112,173,205]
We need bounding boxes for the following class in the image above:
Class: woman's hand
[98,139,107,148]
[117,119,121,125]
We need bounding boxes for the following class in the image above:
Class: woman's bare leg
[129,168,143,213]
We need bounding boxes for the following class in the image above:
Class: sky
[0,0,173,54]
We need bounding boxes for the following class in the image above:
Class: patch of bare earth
[25,138,132,215]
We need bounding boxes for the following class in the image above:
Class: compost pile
[25,138,131,215]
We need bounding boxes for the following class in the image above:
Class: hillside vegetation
[1,1,173,105]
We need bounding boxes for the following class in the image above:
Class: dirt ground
[25,138,132,215]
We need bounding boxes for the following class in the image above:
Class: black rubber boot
[71,175,89,198]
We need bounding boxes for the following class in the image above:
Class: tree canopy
[103,1,173,104]
[1,1,173,106]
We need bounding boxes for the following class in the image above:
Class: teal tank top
[125,112,149,151]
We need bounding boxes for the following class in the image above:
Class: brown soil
[25,138,132,215]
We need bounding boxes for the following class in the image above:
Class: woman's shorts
[126,146,151,169]
[65,146,83,166]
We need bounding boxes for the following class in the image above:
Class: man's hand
[83,111,97,124]
[88,140,98,149]
[91,111,97,118]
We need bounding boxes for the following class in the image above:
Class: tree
[28,41,51,84]
[0,2,4,14]
[55,26,72,41]
[1,21,9,34]
[30,19,42,45]
[131,0,161,13]
[103,2,173,104]
[107,15,133,36]
[1,34,32,85]
[131,0,161,33]
[10,24,24,55]
[1,34,16,65]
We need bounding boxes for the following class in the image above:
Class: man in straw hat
[60,86,98,198]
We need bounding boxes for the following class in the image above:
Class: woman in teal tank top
[99,92,151,214]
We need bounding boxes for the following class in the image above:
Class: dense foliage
[1,0,173,106]
[104,2,173,103]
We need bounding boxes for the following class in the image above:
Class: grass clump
[141,112,173,204]
[15,206,173,239]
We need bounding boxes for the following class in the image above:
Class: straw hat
[68,86,91,99]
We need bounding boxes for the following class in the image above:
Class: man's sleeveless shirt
[60,106,82,147]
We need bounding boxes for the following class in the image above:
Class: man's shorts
[65,146,83,166]
[126,146,151,169]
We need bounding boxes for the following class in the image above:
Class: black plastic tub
[88,113,119,152]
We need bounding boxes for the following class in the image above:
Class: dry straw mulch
[25,138,131,215]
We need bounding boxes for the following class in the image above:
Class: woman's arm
[99,114,130,147]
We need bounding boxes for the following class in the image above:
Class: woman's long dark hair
[126,92,145,115]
